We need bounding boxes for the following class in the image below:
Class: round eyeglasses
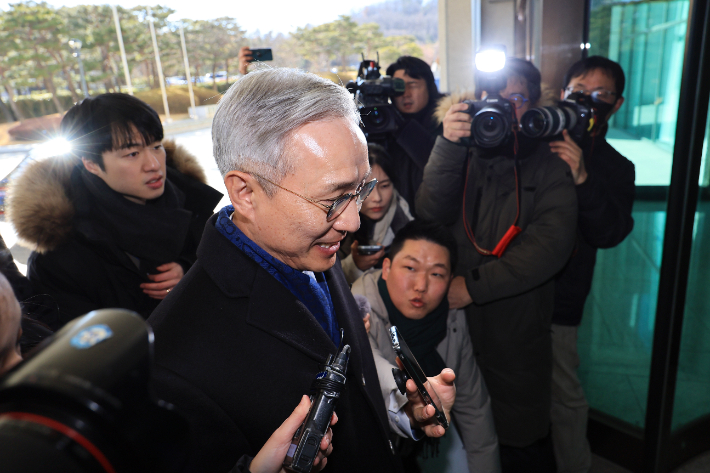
[564,86,617,104]
[253,174,378,221]
[507,93,530,110]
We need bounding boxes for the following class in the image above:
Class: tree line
[0,1,430,122]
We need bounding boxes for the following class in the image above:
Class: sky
[0,0,385,34]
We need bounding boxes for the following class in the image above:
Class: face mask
[591,99,615,126]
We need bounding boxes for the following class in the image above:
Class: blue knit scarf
[215,206,340,346]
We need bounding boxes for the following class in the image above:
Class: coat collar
[196,214,391,440]
[197,214,368,368]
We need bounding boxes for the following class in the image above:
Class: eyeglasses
[507,93,530,109]
[564,86,617,104]
[253,174,377,221]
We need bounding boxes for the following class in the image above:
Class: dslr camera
[346,54,405,138]
[520,92,595,143]
[462,94,517,148]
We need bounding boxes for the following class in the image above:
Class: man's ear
[560,88,566,101]
[81,157,102,176]
[381,258,392,281]
[224,171,257,219]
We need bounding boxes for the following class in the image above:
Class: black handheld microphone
[283,335,350,473]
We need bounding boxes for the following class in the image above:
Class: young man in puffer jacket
[7,94,222,330]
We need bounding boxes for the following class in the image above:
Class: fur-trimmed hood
[7,139,208,254]
[433,85,559,126]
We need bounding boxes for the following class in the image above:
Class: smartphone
[389,326,449,429]
[357,245,383,256]
[250,48,273,61]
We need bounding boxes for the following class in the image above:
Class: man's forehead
[571,69,616,91]
[112,126,150,150]
[287,118,369,192]
[502,76,529,97]
[395,240,451,267]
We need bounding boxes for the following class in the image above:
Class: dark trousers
[500,430,557,473]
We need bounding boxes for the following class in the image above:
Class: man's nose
[332,197,361,234]
[144,151,160,171]
[413,273,427,293]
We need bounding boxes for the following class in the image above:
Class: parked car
[166,76,188,85]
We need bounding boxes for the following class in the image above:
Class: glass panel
[589,0,690,186]
[578,0,689,428]
[672,102,710,431]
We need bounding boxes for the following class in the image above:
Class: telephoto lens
[520,92,594,142]
[283,342,351,473]
[520,105,577,138]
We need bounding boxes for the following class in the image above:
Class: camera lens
[520,108,551,137]
[369,107,386,126]
[520,106,575,138]
[360,105,397,135]
[471,108,508,147]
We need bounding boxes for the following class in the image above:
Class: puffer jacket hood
[7,139,208,254]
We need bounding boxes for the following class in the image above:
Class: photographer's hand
[403,365,456,438]
[550,129,587,184]
[448,276,473,309]
[351,240,385,271]
[249,395,337,473]
[442,102,473,143]
[238,46,253,75]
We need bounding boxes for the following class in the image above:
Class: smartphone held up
[389,326,449,429]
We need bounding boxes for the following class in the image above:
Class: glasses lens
[508,95,524,109]
[326,179,378,221]
[326,195,351,221]
[591,90,616,103]
[357,179,377,205]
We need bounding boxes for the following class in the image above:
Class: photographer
[549,57,635,473]
[383,56,444,210]
[416,58,577,472]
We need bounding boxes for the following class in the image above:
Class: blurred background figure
[381,56,444,211]
[339,143,413,283]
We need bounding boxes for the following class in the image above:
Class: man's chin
[296,253,338,273]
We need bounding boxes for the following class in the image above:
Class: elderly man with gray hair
[148,67,456,473]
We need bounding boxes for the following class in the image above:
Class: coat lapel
[246,267,336,364]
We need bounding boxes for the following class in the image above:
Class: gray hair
[212,66,361,196]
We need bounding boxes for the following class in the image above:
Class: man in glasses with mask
[549,56,636,473]
[148,66,456,473]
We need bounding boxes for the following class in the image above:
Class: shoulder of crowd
[6,155,76,254]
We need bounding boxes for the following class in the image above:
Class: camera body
[520,91,594,143]
[346,56,405,138]
[463,94,517,148]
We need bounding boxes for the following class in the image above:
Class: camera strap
[462,121,523,258]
